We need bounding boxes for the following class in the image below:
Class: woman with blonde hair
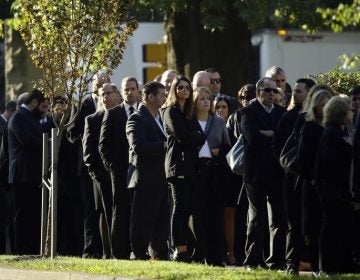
[315,96,356,274]
[192,87,230,265]
[298,90,332,273]
[162,75,206,262]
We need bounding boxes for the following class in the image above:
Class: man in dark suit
[67,70,110,258]
[0,100,17,253]
[126,81,168,260]
[99,77,139,259]
[241,77,286,269]
[83,83,121,258]
[7,89,48,254]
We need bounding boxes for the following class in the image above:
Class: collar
[124,102,138,111]
[1,114,7,122]
[258,101,274,113]
[20,104,32,112]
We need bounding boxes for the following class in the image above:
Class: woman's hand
[211,148,220,157]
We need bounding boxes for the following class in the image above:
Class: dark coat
[274,106,300,156]
[298,121,324,182]
[99,104,129,175]
[7,107,43,184]
[240,100,286,184]
[83,110,108,182]
[315,124,353,205]
[67,94,97,176]
[126,104,167,191]
[162,105,206,180]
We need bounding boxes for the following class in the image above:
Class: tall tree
[135,0,357,95]
[10,0,138,131]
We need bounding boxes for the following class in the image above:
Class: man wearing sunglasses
[205,68,239,113]
[241,77,286,270]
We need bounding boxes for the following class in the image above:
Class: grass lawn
[1,255,360,279]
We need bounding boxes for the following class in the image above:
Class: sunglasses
[261,87,278,93]
[239,95,252,101]
[176,85,192,91]
[210,78,222,85]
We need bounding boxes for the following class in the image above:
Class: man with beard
[7,88,48,254]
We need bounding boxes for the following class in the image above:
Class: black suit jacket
[0,117,6,140]
[99,103,129,175]
[126,104,167,191]
[67,94,97,176]
[241,100,286,184]
[162,105,206,180]
[83,110,108,181]
[7,107,43,184]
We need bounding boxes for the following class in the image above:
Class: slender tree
[10,0,138,132]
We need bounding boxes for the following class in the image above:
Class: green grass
[0,255,360,279]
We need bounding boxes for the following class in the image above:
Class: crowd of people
[0,65,360,276]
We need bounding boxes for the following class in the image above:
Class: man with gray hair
[83,82,121,258]
[192,71,211,89]
[241,77,286,270]
[99,76,139,259]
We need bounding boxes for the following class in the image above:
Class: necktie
[129,106,135,116]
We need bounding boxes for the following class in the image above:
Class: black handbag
[226,135,245,175]
[279,132,299,174]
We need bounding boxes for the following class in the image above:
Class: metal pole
[41,133,49,256]
[51,128,59,259]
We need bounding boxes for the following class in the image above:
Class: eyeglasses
[176,85,192,91]
[260,88,278,93]
[210,78,222,85]
[239,95,252,101]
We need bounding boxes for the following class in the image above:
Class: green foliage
[317,0,360,32]
[310,67,360,95]
[10,0,137,126]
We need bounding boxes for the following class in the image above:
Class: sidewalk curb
[0,267,147,280]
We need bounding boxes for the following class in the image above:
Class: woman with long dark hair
[162,75,206,262]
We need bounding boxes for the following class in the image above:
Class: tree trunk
[165,1,257,97]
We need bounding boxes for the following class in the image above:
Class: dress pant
[283,172,303,270]
[130,189,169,260]
[80,175,102,258]
[244,179,286,268]
[0,185,14,254]
[12,181,41,255]
[192,159,224,266]
[319,200,355,273]
[110,170,131,259]
[94,175,112,258]
[301,179,322,270]
[169,178,193,247]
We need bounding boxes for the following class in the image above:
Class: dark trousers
[244,180,286,268]
[12,181,41,255]
[57,176,83,256]
[319,201,354,273]
[80,175,102,258]
[169,178,192,247]
[0,185,14,254]
[234,182,249,264]
[192,161,224,265]
[94,175,112,258]
[301,180,322,270]
[110,171,131,259]
[130,189,169,260]
[283,172,302,270]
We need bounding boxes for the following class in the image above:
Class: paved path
[0,267,151,280]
